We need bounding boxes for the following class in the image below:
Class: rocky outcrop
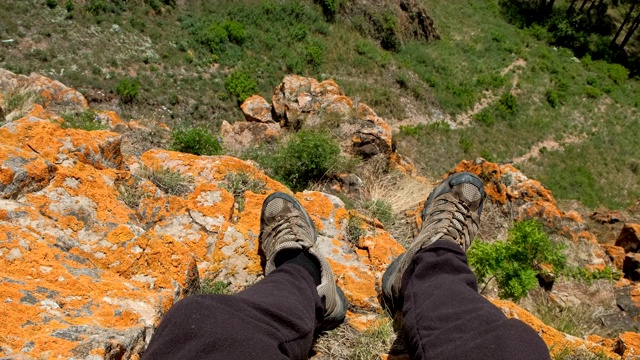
[0,105,406,358]
[0,68,88,113]
[226,75,413,174]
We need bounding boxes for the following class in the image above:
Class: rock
[352,103,393,159]
[241,95,274,123]
[623,253,640,281]
[603,244,628,271]
[616,223,640,253]
[0,68,88,112]
[0,103,5,122]
[398,0,440,42]
[220,120,282,153]
[591,210,625,224]
[96,110,128,132]
[0,143,57,199]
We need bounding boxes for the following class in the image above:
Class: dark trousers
[142,240,550,360]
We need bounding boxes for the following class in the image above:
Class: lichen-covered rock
[96,110,128,132]
[219,120,281,153]
[240,95,274,123]
[0,68,88,111]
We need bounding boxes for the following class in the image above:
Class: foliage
[60,109,107,131]
[116,78,139,104]
[346,215,364,246]
[468,220,566,301]
[363,199,394,228]
[199,279,231,295]
[316,0,342,20]
[224,70,257,103]
[64,0,74,12]
[117,176,148,209]
[564,266,621,284]
[139,166,193,196]
[46,0,58,9]
[170,127,222,156]
[268,131,341,192]
[220,172,265,212]
[223,20,246,45]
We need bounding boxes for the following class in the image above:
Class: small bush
[546,89,561,108]
[200,279,231,295]
[61,109,107,131]
[474,109,495,126]
[220,172,265,212]
[200,22,228,53]
[584,86,601,99]
[468,220,566,301]
[171,127,222,156]
[117,176,148,209]
[459,137,473,153]
[46,0,58,9]
[223,20,246,45]
[65,0,74,12]
[271,131,341,192]
[398,125,421,136]
[304,39,324,68]
[139,166,193,196]
[498,92,518,114]
[224,70,257,103]
[608,64,629,85]
[116,78,139,104]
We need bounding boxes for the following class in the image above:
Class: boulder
[616,223,640,253]
[591,210,625,224]
[240,95,274,123]
[220,120,282,153]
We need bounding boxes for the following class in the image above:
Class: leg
[401,240,550,360]
[382,172,551,360]
[142,263,323,360]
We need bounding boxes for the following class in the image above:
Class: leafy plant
[117,176,148,209]
[468,220,566,301]
[170,127,222,156]
[116,78,139,104]
[46,0,58,9]
[347,215,364,246]
[223,20,246,45]
[269,131,341,192]
[224,70,257,103]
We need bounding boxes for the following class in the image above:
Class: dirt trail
[512,134,586,164]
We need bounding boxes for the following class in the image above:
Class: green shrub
[223,20,246,45]
[584,86,601,99]
[398,125,421,136]
[317,0,342,20]
[271,131,341,192]
[116,78,139,104]
[468,220,566,301]
[46,0,58,9]
[564,266,621,284]
[200,279,231,295]
[608,64,629,85]
[201,22,228,53]
[545,89,561,108]
[473,109,495,126]
[498,92,518,114]
[61,109,107,131]
[224,70,257,103]
[304,39,324,68]
[171,127,222,156]
[65,0,74,12]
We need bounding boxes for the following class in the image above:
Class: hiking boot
[259,192,348,331]
[381,172,486,314]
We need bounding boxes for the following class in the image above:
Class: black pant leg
[142,264,323,360]
[401,240,551,360]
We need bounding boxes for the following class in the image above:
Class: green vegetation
[247,131,342,192]
[564,265,622,284]
[170,127,222,156]
[220,172,266,212]
[61,109,107,131]
[116,176,148,209]
[346,215,364,246]
[139,166,193,196]
[363,199,394,228]
[468,220,566,301]
[116,78,139,104]
[199,279,231,295]
[1,0,639,208]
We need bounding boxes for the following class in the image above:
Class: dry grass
[313,317,401,360]
[2,88,41,121]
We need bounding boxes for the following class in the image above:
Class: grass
[220,171,265,212]
[314,317,398,359]
[61,109,107,130]
[138,166,193,196]
[199,279,231,295]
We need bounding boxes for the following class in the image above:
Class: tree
[612,0,640,50]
